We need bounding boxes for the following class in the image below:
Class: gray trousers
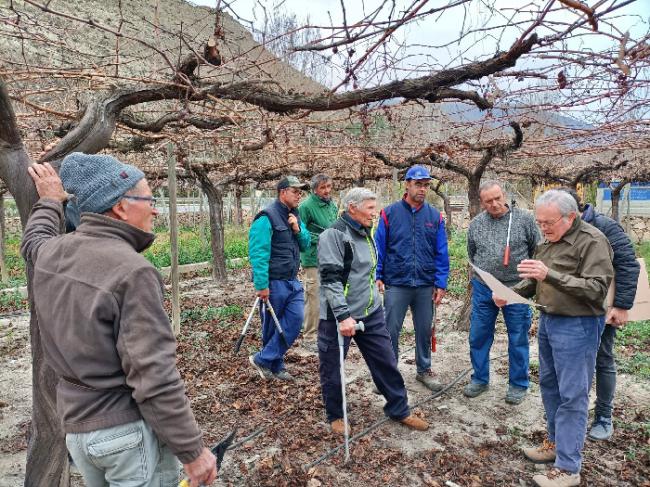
[384,285,434,374]
[594,324,617,418]
[66,419,180,487]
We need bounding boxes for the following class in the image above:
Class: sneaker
[532,468,580,487]
[399,414,429,431]
[330,419,351,435]
[416,370,444,392]
[463,382,489,398]
[505,385,528,405]
[249,355,274,380]
[523,439,556,464]
[274,370,295,381]
[588,415,613,441]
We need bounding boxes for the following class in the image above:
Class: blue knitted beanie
[60,152,145,214]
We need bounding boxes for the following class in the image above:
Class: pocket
[88,424,149,480]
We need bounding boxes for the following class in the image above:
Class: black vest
[254,200,301,281]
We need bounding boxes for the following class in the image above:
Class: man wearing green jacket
[298,174,338,351]
[248,176,311,381]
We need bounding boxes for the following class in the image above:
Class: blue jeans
[469,278,532,388]
[253,279,304,373]
[595,324,617,418]
[65,419,179,487]
[539,312,604,474]
[317,307,410,423]
[384,285,435,374]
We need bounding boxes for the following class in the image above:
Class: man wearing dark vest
[248,176,311,381]
[375,165,450,391]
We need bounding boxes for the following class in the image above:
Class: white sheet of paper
[470,262,539,307]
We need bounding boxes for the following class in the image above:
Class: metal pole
[167,143,180,335]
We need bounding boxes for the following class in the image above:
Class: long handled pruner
[264,300,290,349]
[178,430,237,487]
[503,199,516,267]
[233,297,261,354]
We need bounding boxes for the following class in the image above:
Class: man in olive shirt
[494,190,614,487]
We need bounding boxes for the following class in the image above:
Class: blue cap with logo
[405,165,431,181]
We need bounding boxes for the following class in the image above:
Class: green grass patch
[181,304,243,325]
[615,319,650,379]
[0,233,27,289]
[447,229,469,297]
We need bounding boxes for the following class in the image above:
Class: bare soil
[0,269,648,486]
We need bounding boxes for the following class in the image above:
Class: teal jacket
[298,194,338,268]
[249,211,310,291]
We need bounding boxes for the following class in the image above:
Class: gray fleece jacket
[21,199,204,464]
[318,213,382,321]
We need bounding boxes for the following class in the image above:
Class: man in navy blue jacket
[375,166,450,391]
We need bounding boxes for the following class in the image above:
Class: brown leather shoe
[523,439,556,464]
[330,419,351,435]
[399,414,429,431]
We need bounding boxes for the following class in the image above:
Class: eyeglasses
[122,195,157,207]
[535,215,564,229]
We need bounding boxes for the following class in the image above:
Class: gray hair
[535,189,578,216]
[342,187,376,210]
[311,173,332,191]
[478,180,504,197]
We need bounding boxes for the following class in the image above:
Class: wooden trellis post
[167,144,180,334]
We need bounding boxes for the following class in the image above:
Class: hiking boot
[330,419,351,435]
[274,370,295,381]
[523,439,556,464]
[249,355,274,380]
[532,468,580,487]
[463,382,489,398]
[416,370,444,392]
[505,385,527,405]
[588,415,613,441]
[399,414,429,431]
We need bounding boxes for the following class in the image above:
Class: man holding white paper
[495,189,614,487]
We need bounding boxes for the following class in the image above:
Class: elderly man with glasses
[248,176,311,381]
[494,189,614,487]
[21,153,217,487]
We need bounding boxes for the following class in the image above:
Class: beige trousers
[302,267,320,340]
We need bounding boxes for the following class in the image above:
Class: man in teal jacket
[248,176,311,381]
[298,174,338,351]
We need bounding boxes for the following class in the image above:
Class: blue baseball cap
[405,165,431,181]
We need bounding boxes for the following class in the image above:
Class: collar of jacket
[341,212,371,237]
[311,193,332,206]
[556,216,582,246]
[274,198,299,218]
[400,196,424,213]
[76,213,156,253]
[581,203,595,223]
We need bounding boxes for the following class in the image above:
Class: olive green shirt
[513,218,614,316]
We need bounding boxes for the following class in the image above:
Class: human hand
[517,259,548,281]
[433,288,446,305]
[28,163,68,202]
[376,279,385,293]
[287,214,300,234]
[256,288,270,301]
[182,447,217,487]
[338,317,357,337]
[606,307,629,328]
[492,293,507,307]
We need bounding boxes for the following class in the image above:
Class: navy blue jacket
[375,199,449,289]
[582,204,640,310]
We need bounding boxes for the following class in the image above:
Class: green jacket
[298,193,338,268]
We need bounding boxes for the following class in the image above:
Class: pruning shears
[178,430,236,487]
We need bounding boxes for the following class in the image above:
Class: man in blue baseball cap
[375,165,450,392]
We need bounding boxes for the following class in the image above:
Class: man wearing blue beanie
[21,154,217,487]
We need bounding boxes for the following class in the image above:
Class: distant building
[597,182,650,217]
